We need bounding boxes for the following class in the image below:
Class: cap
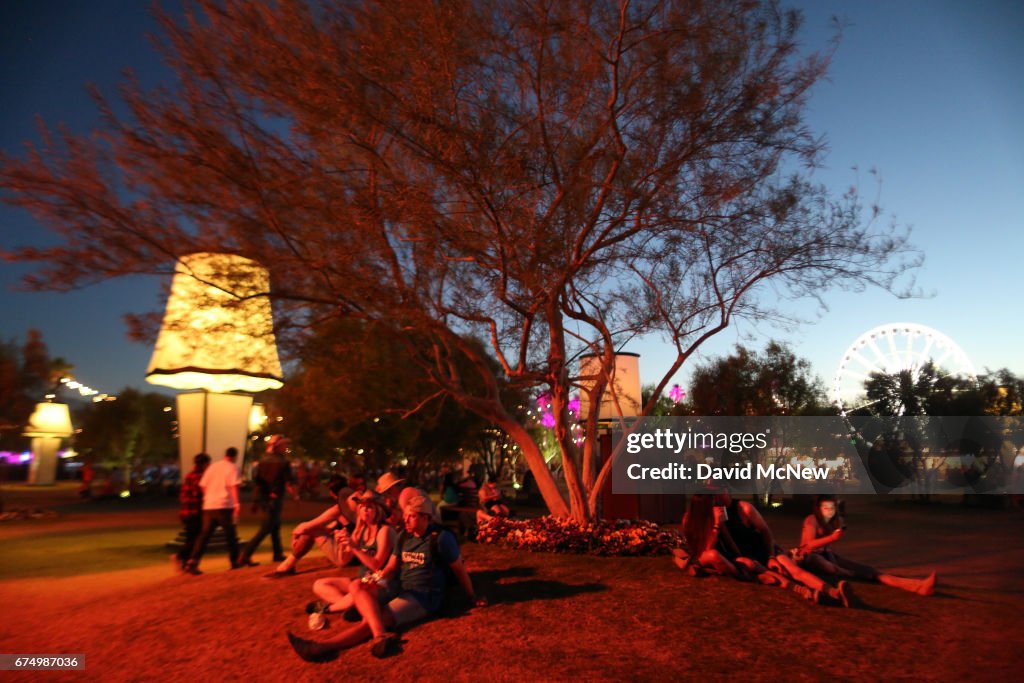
[403,495,433,517]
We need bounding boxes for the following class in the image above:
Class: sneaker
[370,632,400,659]
[305,600,330,615]
[307,611,328,631]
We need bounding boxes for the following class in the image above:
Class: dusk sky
[1,0,1022,402]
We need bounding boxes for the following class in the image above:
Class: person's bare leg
[772,554,850,605]
[354,585,389,638]
[698,549,740,578]
[277,534,315,572]
[287,621,373,661]
[879,571,937,595]
[313,577,355,611]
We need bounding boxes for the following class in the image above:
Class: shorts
[386,590,440,627]
[315,535,348,568]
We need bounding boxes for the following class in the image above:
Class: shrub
[477,515,683,556]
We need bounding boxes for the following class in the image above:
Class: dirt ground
[1,485,1022,682]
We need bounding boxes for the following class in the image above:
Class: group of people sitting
[675,489,937,605]
[271,470,487,661]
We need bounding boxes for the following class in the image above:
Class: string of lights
[58,376,117,402]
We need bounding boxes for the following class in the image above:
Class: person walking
[238,435,296,566]
[184,447,242,575]
[175,452,211,571]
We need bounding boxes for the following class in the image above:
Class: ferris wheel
[832,323,977,414]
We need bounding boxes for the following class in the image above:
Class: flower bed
[476,515,683,556]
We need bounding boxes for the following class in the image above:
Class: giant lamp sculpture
[578,352,642,422]
[24,400,74,485]
[578,352,643,520]
[146,253,283,474]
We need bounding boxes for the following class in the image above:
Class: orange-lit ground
[1,488,1021,681]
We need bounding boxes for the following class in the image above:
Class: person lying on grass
[674,492,852,607]
[304,491,397,619]
[288,495,487,661]
[793,495,936,596]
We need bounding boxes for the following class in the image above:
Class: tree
[859,366,1023,418]
[0,0,918,521]
[861,361,975,417]
[0,330,71,449]
[73,388,177,477]
[687,341,830,416]
[976,369,1024,417]
[270,318,523,480]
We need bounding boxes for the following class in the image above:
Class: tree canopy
[0,330,71,449]
[861,364,1024,417]
[0,0,919,520]
[687,341,830,416]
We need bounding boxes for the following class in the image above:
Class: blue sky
[1,1,1022,400]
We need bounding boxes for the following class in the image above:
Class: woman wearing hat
[306,491,397,618]
[376,471,441,526]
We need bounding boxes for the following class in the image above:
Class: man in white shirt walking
[184,447,242,575]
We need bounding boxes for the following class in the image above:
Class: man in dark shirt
[239,435,296,565]
[287,495,485,661]
[175,453,210,571]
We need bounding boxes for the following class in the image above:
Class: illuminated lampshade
[23,401,74,438]
[146,253,283,393]
[578,352,642,420]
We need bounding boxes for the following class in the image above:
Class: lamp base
[28,437,61,486]
[176,392,254,473]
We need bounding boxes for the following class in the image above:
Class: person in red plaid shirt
[175,453,211,572]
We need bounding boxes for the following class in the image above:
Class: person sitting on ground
[288,495,486,661]
[674,492,850,606]
[794,495,936,596]
[715,488,852,606]
[270,475,356,577]
[305,491,397,618]
[376,471,440,526]
[675,493,740,577]
[478,478,510,518]
[337,473,369,525]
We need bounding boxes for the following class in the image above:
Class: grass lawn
[0,489,1022,681]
